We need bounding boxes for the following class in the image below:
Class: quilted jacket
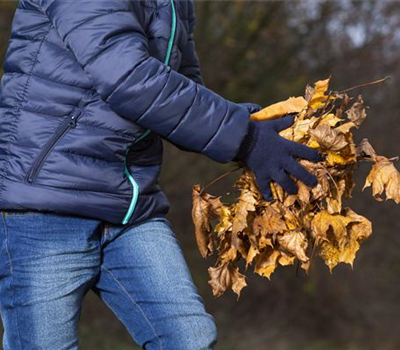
[0,0,254,225]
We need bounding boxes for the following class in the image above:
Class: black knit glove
[234,114,321,200]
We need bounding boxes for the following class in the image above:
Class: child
[0,1,319,349]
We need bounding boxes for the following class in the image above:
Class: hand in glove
[234,114,321,200]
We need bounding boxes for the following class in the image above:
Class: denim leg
[0,210,103,350]
[92,216,218,350]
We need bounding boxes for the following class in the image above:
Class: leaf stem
[339,76,390,94]
[200,166,242,195]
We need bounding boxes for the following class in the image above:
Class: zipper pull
[69,113,78,127]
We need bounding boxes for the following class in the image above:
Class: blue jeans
[0,210,217,350]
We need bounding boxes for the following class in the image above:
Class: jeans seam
[1,213,23,350]
[100,265,163,350]
[104,224,109,240]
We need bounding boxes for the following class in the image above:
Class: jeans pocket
[2,209,44,217]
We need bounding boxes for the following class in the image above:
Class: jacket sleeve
[39,0,250,163]
[178,3,204,86]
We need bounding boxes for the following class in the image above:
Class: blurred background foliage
[1,1,400,349]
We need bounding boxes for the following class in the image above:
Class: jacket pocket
[126,131,163,166]
[25,108,84,183]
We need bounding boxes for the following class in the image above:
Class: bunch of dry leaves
[192,77,400,299]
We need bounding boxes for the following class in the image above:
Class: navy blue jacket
[0,0,253,225]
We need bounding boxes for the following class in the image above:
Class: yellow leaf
[279,116,318,142]
[319,113,343,127]
[308,77,334,110]
[258,236,274,250]
[278,251,296,266]
[250,96,307,121]
[245,244,260,268]
[254,249,280,280]
[319,241,341,273]
[311,210,353,243]
[363,157,400,204]
[270,182,285,202]
[335,121,356,134]
[214,206,232,237]
[284,209,300,231]
[317,207,371,272]
[326,151,356,166]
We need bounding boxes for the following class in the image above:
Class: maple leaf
[252,205,286,236]
[315,207,371,272]
[254,249,281,280]
[208,262,247,299]
[250,96,307,121]
[311,210,354,243]
[254,248,296,280]
[277,230,309,262]
[339,207,372,267]
[363,156,400,203]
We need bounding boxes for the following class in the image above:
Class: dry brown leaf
[309,124,348,152]
[356,139,377,162]
[192,185,219,258]
[346,95,366,127]
[220,245,238,264]
[208,262,247,299]
[252,206,286,236]
[232,188,257,247]
[277,231,309,262]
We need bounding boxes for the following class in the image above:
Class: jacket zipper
[121,0,177,225]
[121,129,151,225]
[25,109,83,183]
